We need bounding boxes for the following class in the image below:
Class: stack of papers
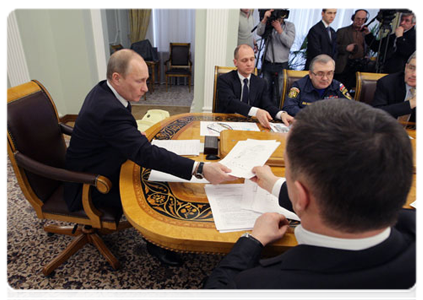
[205,180,300,233]
[151,139,202,156]
[219,139,280,178]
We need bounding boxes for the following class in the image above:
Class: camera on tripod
[376,9,411,29]
[258,9,290,39]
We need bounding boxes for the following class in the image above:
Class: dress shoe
[146,242,183,267]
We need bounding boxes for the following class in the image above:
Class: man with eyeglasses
[282,54,351,116]
[372,52,416,123]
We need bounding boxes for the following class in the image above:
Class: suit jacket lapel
[249,75,258,105]
[232,71,242,100]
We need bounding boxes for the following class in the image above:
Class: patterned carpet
[135,84,193,107]
[6,158,224,290]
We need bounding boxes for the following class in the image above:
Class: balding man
[65,49,235,266]
[216,44,293,128]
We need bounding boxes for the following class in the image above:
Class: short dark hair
[286,99,413,232]
[106,49,142,80]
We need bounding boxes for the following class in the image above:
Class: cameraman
[257,9,296,105]
[364,11,416,74]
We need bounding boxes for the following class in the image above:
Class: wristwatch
[241,232,264,247]
[194,162,205,179]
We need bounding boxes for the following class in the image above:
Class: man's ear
[293,180,310,214]
[233,58,238,67]
[112,72,121,84]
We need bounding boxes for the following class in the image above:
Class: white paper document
[219,139,280,178]
[269,122,291,133]
[200,121,260,137]
[205,184,262,232]
[151,139,202,156]
[205,181,300,233]
[148,169,209,183]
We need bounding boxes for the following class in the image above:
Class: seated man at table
[65,49,235,266]
[204,99,415,289]
[282,54,352,116]
[216,44,294,128]
[372,52,416,123]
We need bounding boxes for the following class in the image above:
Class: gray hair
[309,54,335,72]
[402,12,416,23]
[407,51,416,64]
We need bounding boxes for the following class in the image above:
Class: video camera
[258,9,290,39]
[376,9,412,28]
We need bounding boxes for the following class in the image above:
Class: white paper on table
[410,198,420,210]
[151,139,202,156]
[242,179,300,221]
[148,169,209,183]
[200,121,260,137]
[219,139,280,178]
[205,184,262,232]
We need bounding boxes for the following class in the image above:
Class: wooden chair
[7,80,130,276]
[354,72,388,105]
[212,66,258,113]
[280,70,309,109]
[164,43,192,92]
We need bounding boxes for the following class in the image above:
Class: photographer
[257,9,296,105]
[364,11,416,74]
[335,9,372,91]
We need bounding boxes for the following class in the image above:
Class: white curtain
[252,9,380,70]
[147,9,196,84]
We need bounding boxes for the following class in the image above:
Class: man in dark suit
[216,44,293,128]
[65,49,235,266]
[372,52,416,122]
[365,12,416,74]
[305,9,337,70]
[204,99,415,289]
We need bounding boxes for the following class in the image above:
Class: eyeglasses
[311,71,335,78]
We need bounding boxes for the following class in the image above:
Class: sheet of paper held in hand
[219,139,280,178]
[205,180,300,233]
[151,139,202,156]
[200,121,260,137]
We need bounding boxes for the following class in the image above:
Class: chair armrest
[60,123,73,136]
[14,151,111,194]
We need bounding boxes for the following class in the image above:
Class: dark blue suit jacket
[216,70,280,117]
[64,81,194,211]
[372,72,416,122]
[205,208,415,289]
[305,21,337,70]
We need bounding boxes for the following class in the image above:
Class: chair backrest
[130,39,158,62]
[354,72,388,105]
[169,43,191,67]
[212,66,258,113]
[280,70,309,109]
[7,80,67,202]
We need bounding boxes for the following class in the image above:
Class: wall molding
[7,11,31,87]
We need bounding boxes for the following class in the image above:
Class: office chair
[354,72,388,105]
[280,70,309,109]
[7,80,130,276]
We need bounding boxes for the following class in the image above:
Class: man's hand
[251,212,290,246]
[256,109,273,129]
[261,9,273,23]
[281,112,294,127]
[346,43,356,53]
[409,95,416,109]
[203,163,237,184]
[395,26,405,38]
[251,165,279,193]
[361,26,370,35]
[272,20,283,34]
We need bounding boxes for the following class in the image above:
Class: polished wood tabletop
[120,113,416,255]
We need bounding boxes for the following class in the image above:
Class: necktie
[126,102,132,113]
[327,27,332,42]
[242,78,249,104]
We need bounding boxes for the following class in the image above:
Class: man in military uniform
[282,54,351,116]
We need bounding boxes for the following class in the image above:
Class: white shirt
[237,71,285,120]
[271,178,391,251]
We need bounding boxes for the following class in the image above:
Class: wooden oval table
[120,113,416,255]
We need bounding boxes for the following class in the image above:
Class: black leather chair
[7,80,130,276]
[164,43,192,92]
